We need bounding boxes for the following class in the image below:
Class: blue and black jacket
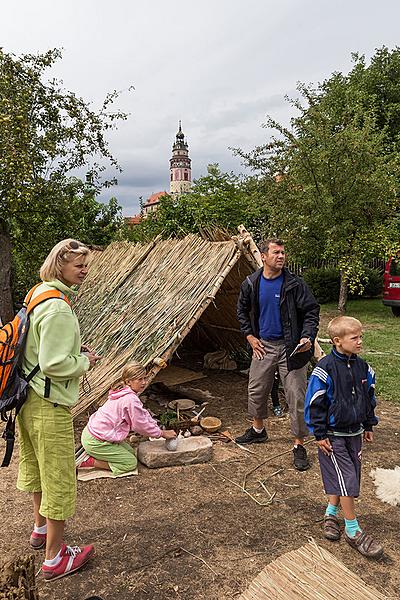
[304,348,378,440]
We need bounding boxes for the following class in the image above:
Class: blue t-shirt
[258,272,283,340]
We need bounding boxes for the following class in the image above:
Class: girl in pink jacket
[79,362,176,474]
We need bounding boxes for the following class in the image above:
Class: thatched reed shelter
[72,231,260,418]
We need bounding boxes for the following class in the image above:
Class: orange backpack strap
[26,290,71,315]
[23,283,42,307]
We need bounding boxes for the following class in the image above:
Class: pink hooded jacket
[87,386,162,443]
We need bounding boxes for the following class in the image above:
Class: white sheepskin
[370,466,400,507]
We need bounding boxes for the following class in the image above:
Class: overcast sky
[3,1,400,215]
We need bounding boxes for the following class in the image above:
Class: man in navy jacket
[236,238,319,470]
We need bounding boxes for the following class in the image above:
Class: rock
[165,438,178,451]
[138,436,212,468]
[190,425,203,436]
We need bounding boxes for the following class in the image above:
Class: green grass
[319,299,400,403]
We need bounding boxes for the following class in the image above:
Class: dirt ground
[1,372,399,600]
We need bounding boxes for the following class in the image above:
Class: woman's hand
[81,344,93,353]
[364,430,374,443]
[83,351,101,369]
[162,430,177,439]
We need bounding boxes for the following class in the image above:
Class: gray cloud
[4,0,400,215]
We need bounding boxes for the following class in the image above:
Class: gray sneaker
[344,529,384,559]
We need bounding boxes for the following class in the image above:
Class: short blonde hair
[40,239,90,282]
[111,361,147,390]
[327,316,362,340]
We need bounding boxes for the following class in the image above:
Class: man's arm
[237,278,253,336]
[297,280,320,342]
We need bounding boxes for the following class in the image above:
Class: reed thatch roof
[72,232,259,418]
[239,541,388,599]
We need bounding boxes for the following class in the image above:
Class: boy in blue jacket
[305,316,383,559]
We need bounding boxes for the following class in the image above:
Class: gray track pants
[248,339,309,439]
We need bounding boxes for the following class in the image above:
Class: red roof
[125,215,142,226]
[143,191,168,207]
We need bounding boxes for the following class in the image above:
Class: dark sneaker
[273,406,283,417]
[235,427,268,444]
[293,445,310,471]
[344,530,384,559]
[323,515,341,541]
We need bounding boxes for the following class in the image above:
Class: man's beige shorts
[248,339,309,439]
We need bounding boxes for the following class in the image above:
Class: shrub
[303,266,383,304]
[303,267,340,304]
[360,268,383,298]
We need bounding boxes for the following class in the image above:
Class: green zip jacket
[22,280,90,407]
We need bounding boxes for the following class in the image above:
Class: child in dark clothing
[270,370,283,416]
[305,316,383,559]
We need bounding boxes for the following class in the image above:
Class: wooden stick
[210,465,275,506]
[242,438,315,489]
[220,431,258,455]
[237,224,263,267]
[179,546,220,577]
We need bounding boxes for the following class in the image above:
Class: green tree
[126,164,268,242]
[11,179,123,304]
[237,76,399,312]
[327,47,400,150]
[0,48,129,321]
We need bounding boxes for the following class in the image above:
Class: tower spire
[170,122,191,194]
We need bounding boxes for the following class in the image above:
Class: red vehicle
[383,255,400,316]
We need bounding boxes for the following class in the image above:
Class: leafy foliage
[11,181,123,304]
[235,47,400,310]
[303,267,383,304]
[303,268,341,304]
[0,48,129,318]
[125,164,269,241]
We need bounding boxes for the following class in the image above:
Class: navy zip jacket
[237,267,320,371]
[304,349,378,440]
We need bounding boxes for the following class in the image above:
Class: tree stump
[0,555,38,600]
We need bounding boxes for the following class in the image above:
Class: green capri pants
[81,426,137,475]
[17,387,76,521]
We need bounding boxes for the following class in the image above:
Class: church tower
[170,121,192,194]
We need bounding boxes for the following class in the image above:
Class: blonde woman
[79,362,176,473]
[17,239,100,581]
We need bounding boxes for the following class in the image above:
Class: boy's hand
[162,430,177,440]
[364,431,374,443]
[317,438,333,455]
